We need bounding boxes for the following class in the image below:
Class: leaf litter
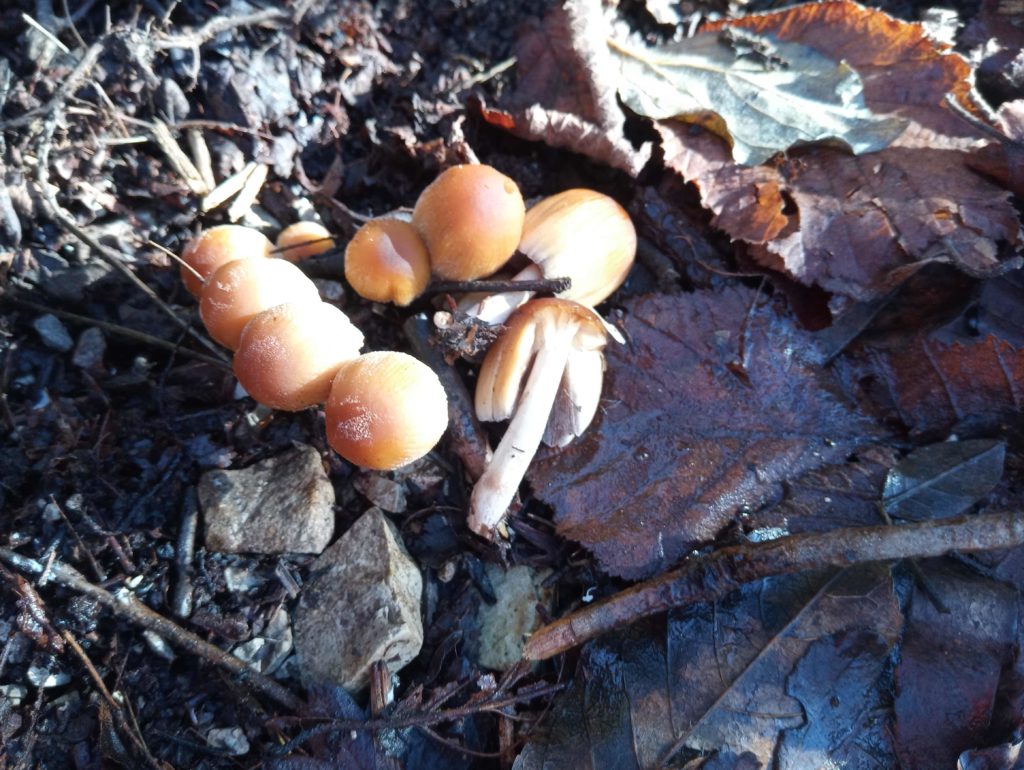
[4,0,1024,765]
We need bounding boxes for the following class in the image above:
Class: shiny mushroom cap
[180,225,273,296]
[344,218,432,306]
[412,164,525,281]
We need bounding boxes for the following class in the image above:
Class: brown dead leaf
[478,0,651,176]
[527,288,878,579]
[836,330,1024,442]
[657,1,1021,302]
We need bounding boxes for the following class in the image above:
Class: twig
[404,314,491,480]
[427,277,571,297]
[3,295,231,370]
[153,7,291,50]
[523,510,1024,660]
[272,681,565,755]
[0,39,104,130]
[0,546,303,711]
[31,112,230,365]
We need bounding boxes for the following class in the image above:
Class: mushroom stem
[468,320,579,537]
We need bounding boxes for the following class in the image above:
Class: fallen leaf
[612,28,906,165]
[748,445,897,538]
[893,562,1019,769]
[883,439,1006,521]
[835,330,1024,441]
[479,0,651,176]
[652,0,1021,302]
[528,288,879,580]
[514,566,901,769]
[662,126,1020,303]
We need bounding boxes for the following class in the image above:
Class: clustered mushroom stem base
[468,322,579,538]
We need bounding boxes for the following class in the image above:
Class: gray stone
[476,564,553,671]
[199,445,334,554]
[352,473,407,513]
[294,508,423,692]
[32,314,73,352]
[72,327,105,369]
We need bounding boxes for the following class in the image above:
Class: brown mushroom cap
[199,257,321,350]
[233,302,364,411]
[518,189,636,307]
[412,164,525,280]
[276,221,335,262]
[326,351,448,470]
[344,218,432,306]
[180,225,272,296]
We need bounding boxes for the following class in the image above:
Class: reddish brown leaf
[662,125,1019,302]
[479,0,651,176]
[893,562,1018,769]
[657,1,1020,302]
[836,331,1024,441]
[527,288,878,579]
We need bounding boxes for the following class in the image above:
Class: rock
[294,508,423,692]
[199,445,334,554]
[71,327,105,369]
[353,473,407,513]
[31,314,73,352]
[476,564,553,671]
[206,727,249,756]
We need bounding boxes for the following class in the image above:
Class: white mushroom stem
[468,320,580,538]
[459,264,543,324]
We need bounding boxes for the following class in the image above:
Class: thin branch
[0,39,104,130]
[524,510,1024,660]
[0,546,303,711]
[3,295,231,370]
[153,7,291,49]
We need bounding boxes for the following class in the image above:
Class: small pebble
[32,314,73,352]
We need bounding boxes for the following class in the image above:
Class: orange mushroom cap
[180,225,272,296]
[344,219,431,306]
[199,257,320,350]
[412,164,525,281]
[276,221,335,262]
[233,302,364,411]
[326,351,448,470]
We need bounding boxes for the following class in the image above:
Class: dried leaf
[479,0,651,176]
[893,562,1018,769]
[836,331,1024,441]
[612,29,905,165]
[883,439,1006,521]
[528,288,878,579]
[654,0,1020,302]
[514,566,901,769]
[662,126,1020,302]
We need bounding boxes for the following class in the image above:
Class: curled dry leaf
[611,28,906,166]
[654,0,1020,302]
[478,0,651,176]
[527,288,878,579]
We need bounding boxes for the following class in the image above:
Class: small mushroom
[412,164,525,280]
[275,221,335,262]
[344,218,432,306]
[199,257,320,350]
[233,301,364,411]
[326,351,449,470]
[470,298,608,538]
[462,189,636,324]
[180,225,272,296]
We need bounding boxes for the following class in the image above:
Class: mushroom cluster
[181,163,636,538]
[178,224,448,471]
